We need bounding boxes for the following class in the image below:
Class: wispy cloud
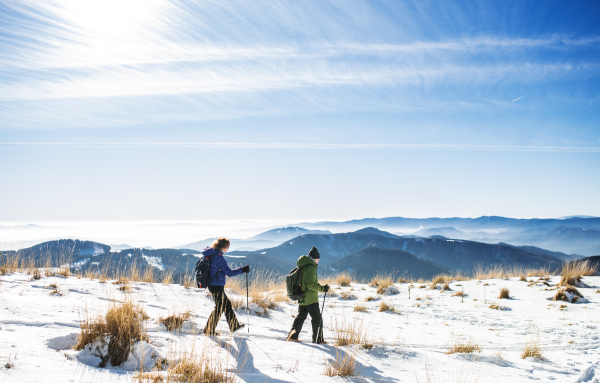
[1,142,599,152]
[511,95,526,102]
[0,0,599,130]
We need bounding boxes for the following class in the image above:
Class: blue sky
[1,0,599,221]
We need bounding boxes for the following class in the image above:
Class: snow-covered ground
[1,272,600,382]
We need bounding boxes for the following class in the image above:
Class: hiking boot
[231,324,245,333]
[286,338,301,343]
[316,340,328,345]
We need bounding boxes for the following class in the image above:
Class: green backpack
[286,264,310,300]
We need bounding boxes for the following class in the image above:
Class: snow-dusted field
[1,272,599,383]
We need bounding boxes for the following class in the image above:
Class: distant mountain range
[177,226,331,251]
[3,216,598,282]
[325,246,452,280]
[229,228,567,274]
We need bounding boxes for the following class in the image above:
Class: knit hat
[308,247,320,259]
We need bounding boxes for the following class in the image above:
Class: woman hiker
[202,237,250,335]
[287,247,330,344]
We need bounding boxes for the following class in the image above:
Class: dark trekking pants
[204,286,240,334]
[289,302,324,343]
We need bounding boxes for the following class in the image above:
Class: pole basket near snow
[246,273,249,333]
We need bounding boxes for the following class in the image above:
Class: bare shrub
[353,304,367,312]
[160,312,191,331]
[378,301,394,312]
[446,340,481,354]
[521,337,544,360]
[498,287,510,299]
[75,301,148,367]
[323,350,360,378]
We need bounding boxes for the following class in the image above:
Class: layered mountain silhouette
[508,226,600,256]
[229,231,566,273]
[324,246,451,280]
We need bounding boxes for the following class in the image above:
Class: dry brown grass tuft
[75,300,148,367]
[119,285,131,292]
[560,260,597,287]
[451,291,465,297]
[161,270,173,285]
[553,285,584,302]
[30,268,42,280]
[369,274,394,289]
[323,350,360,378]
[252,296,277,312]
[378,301,394,312]
[446,340,481,354]
[397,277,410,283]
[166,349,237,383]
[230,298,245,310]
[428,282,438,290]
[340,291,356,300]
[364,296,377,302]
[521,338,544,360]
[160,312,191,331]
[498,287,510,299]
[334,272,353,287]
[333,316,369,347]
[432,275,446,284]
[488,304,500,310]
[142,268,155,283]
[57,265,70,278]
[353,304,367,312]
[519,276,527,282]
[270,290,289,303]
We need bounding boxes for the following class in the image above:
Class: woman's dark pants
[204,286,240,334]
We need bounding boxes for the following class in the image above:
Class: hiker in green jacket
[287,247,330,344]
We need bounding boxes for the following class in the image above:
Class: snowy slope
[1,272,600,382]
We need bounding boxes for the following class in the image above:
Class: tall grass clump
[334,272,353,287]
[446,340,482,354]
[160,312,191,331]
[498,287,510,299]
[559,260,596,287]
[521,337,544,360]
[332,316,370,347]
[75,300,148,367]
[323,350,360,378]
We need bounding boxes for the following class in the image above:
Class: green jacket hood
[297,255,318,269]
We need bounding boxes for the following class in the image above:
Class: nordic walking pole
[318,291,327,342]
[246,272,249,333]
